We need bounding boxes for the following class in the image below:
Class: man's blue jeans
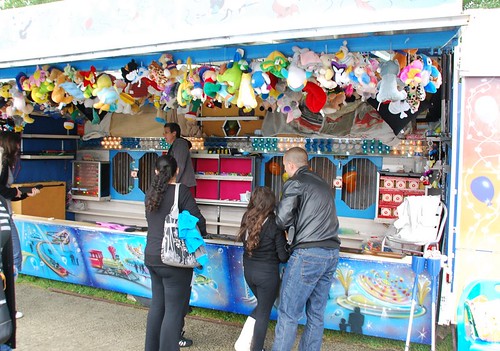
[272,247,339,351]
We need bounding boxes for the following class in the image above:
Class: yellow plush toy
[236,72,257,109]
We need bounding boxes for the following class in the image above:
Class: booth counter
[14,214,439,344]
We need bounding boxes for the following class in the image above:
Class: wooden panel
[11,181,66,219]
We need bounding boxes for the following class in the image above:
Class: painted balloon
[474,95,499,125]
[470,176,494,206]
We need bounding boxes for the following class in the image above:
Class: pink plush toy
[399,60,423,85]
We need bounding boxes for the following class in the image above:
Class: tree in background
[464,0,500,9]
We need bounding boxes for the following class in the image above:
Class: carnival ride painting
[228,246,433,344]
[328,259,433,344]
[16,218,433,343]
[77,229,151,297]
[16,220,89,285]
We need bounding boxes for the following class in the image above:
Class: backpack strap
[169,183,180,219]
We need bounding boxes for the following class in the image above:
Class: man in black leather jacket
[272,147,341,351]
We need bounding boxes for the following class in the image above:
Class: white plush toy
[376,60,407,107]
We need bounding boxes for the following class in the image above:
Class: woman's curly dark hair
[145,155,177,212]
[237,186,276,254]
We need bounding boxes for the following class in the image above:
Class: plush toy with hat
[376,60,407,106]
[334,41,360,68]
[260,50,289,79]
[79,66,97,98]
[302,81,327,113]
[159,53,182,82]
[250,60,271,99]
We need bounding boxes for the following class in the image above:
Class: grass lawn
[17,274,455,350]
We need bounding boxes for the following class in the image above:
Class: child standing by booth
[235,186,289,351]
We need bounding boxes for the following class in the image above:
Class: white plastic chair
[381,196,447,255]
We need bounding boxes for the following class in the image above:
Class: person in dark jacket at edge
[271,147,341,351]
[163,122,197,347]
[235,186,289,351]
[0,194,16,350]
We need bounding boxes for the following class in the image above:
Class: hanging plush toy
[177,57,195,107]
[376,60,407,107]
[51,69,74,109]
[418,54,441,94]
[237,72,258,110]
[315,53,337,90]
[6,88,34,124]
[277,89,302,123]
[302,81,327,113]
[281,46,311,92]
[260,50,289,79]
[217,49,246,94]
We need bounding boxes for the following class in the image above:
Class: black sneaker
[179,331,193,348]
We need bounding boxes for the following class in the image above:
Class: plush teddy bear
[159,53,182,82]
[323,91,346,115]
[51,69,74,109]
[315,53,338,90]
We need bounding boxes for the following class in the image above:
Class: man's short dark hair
[164,122,181,138]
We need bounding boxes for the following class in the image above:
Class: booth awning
[0,0,468,79]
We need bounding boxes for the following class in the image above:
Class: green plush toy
[217,49,245,94]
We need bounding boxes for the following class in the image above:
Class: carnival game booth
[0,0,471,346]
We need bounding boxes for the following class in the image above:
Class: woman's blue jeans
[272,247,339,351]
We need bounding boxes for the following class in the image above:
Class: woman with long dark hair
[235,186,289,351]
[144,154,207,351]
[0,131,40,321]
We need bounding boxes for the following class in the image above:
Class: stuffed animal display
[0,45,442,132]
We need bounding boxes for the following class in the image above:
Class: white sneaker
[15,311,24,319]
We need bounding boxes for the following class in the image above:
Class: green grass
[17,275,454,351]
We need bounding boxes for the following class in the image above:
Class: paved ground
[14,283,384,351]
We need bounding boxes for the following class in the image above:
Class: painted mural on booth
[16,218,435,344]
[454,77,500,320]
